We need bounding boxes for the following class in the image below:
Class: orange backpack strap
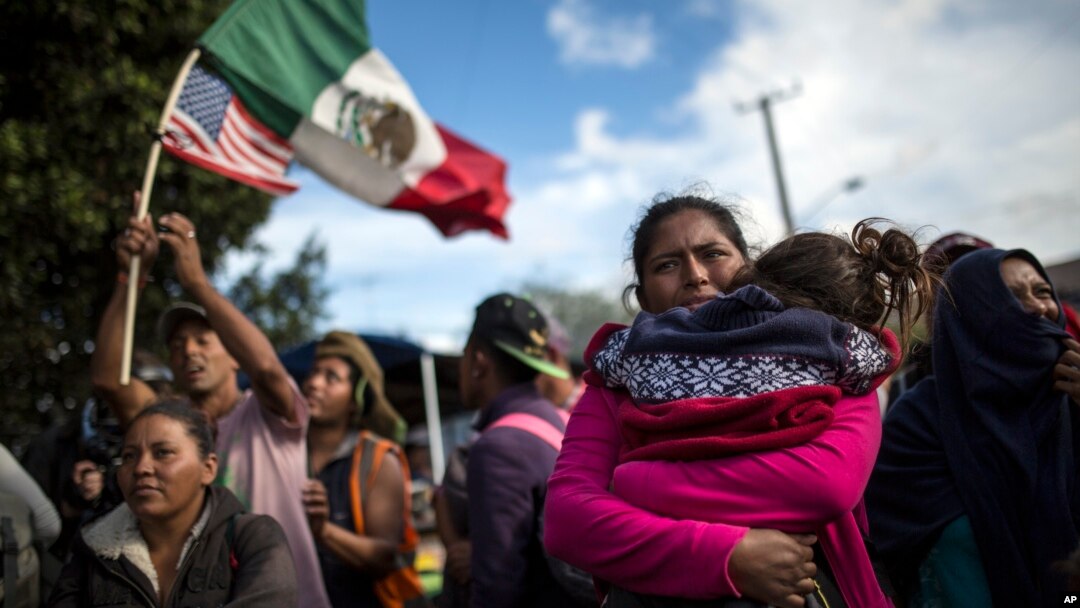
[348,432,379,535]
[348,432,428,608]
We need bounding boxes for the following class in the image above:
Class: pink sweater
[544,385,891,606]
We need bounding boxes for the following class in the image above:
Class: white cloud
[228,0,1080,349]
[547,0,656,69]
[542,0,1080,262]
[220,172,638,345]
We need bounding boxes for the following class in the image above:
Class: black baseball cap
[470,293,569,380]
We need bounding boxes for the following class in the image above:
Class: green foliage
[227,233,331,351]
[0,1,275,449]
[520,281,635,362]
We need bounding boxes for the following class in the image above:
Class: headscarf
[867,248,1079,606]
[316,331,406,444]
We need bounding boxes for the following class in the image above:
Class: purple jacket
[467,383,574,608]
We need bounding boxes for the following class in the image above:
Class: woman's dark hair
[129,399,217,459]
[735,218,939,352]
[624,192,749,309]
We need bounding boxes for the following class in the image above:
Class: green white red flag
[167,0,511,238]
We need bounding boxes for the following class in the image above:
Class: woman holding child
[48,401,297,607]
[545,192,933,607]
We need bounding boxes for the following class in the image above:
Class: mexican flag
[193,0,511,238]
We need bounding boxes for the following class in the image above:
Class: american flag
[163,65,299,196]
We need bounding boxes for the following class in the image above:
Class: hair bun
[846,218,939,355]
[853,219,921,281]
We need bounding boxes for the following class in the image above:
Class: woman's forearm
[544,386,747,598]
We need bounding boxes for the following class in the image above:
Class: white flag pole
[120,47,202,385]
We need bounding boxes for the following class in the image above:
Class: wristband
[117,272,149,289]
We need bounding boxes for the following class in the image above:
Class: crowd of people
[2,188,1079,608]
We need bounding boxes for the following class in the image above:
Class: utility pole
[736,84,801,236]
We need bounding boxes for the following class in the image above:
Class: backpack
[350,432,432,608]
[486,413,599,607]
[0,492,40,608]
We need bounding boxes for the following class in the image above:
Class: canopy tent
[279,334,422,380]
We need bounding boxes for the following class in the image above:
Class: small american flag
[163,65,299,196]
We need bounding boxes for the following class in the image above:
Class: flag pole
[120,47,202,385]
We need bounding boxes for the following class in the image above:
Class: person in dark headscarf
[886,232,994,402]
[867,248,1080,607]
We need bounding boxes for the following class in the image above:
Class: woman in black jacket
[48,400,298,607]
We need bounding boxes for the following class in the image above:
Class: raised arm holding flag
[120,0,512,386]
[118,49,202,386]
[93,207,332,608]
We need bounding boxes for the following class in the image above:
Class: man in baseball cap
[452,292,576,607]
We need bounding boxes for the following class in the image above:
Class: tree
[0,2,276,450]
[227,233,331,351]
[520,281,635,362]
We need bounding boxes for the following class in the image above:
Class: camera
[80,397,123,470]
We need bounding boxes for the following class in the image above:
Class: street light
[799,176,865,228]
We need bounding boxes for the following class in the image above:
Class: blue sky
[220,0,1080,352]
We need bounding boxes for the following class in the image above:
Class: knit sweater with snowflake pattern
[586,285,899,462]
